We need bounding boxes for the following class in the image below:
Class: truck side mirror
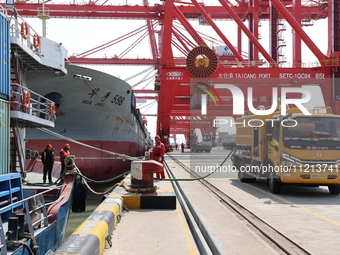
[266,134,273,141]
[266,120,274,134]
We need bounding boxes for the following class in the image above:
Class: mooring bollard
[130,160,164,193]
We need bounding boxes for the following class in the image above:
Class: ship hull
[29,139,145,181]
[26,64,151,182]
[1,173,74,255]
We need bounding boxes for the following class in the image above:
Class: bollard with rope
[127,160,164,193]
[23,128,236,198]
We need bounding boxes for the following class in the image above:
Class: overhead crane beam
[5,3,327,20]
[173,6,206,47]
[292,0,302,67]
[191,0,246,64]
[133,90,158,93]
[6,0,337,150]
[135,95,158,100]
[66,58,156,65]
[270,0,328,64]
[142,114,157,117]
[217,0,277,67]
[143,0,158,62]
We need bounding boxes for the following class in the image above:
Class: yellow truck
[233,107,340,194]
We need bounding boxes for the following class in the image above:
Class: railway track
[166,154,312,255]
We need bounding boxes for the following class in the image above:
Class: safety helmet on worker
[155,135,161,140]
[46,144,52,148]
[64,144,70,149]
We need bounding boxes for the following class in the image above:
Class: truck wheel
[239,171,253,182]
[233,156,240,169]
[268,169,281,194]
[328,185,340,195]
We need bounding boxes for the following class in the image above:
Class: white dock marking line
[167,181,199,255]
[248,184,340,226]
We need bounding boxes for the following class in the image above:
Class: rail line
[166,154,312,255]
[164,160,224,255]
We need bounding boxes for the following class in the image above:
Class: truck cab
[233,108,340,194]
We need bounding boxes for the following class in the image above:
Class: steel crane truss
[160,66,336,146]
[8,0,340,146]
[164,66,333,139]
[162,66,333,115]
[154,0,336,146]
[7,3,327,20]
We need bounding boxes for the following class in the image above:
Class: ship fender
[54,197,123,255]
[72,175,86,212]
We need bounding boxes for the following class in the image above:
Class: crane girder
[6,0,338,149]
[67,58,156,65]
[5,3,327,20]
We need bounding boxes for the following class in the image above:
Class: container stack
[0,13,10,174]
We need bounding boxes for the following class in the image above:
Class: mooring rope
[38,127,143,161]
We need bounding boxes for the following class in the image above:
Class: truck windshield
[283,117,340,150]
[203,135,212,141]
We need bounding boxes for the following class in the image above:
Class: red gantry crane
[5,0,340,150]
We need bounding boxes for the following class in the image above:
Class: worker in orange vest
[152,135,165,179]
[60,144,71,177]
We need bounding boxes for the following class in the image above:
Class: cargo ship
[1,9,74,255]
[25,62,153,182]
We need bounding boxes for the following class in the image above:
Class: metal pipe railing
[8,12,42,55]
[10,83,57,122]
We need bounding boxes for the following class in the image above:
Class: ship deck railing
[0,185,64,255]
[5,9,67,75]
[10,83,56,128]
[7,11,42,58]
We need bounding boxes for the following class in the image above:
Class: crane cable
[38,127,143,161]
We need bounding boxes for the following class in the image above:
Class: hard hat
[155,135,161,140]
[64,144,70,148]
[47,144,52,148]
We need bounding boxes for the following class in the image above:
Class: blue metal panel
[0,173,23,220]
[0,13,10,100]
[0,99,9,175]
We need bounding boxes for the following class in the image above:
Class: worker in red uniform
[181,143,185,153]
[60,144,71,177]
[152,135,165,179]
